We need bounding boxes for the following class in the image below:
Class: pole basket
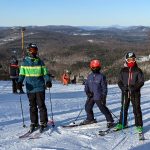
[48,120,55,127]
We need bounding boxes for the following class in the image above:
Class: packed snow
[0,80,150,150]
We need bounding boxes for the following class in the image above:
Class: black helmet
[27,43,38,57]
[125,52,136,60]
[27,43,38,51]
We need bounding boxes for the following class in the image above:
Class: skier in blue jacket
[17,43,52,133]
[82,59,114,128]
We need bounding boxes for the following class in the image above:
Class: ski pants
[12,78,18,93]
[85,99,114,122]
[119,92,143,127]
[27,91,48,125]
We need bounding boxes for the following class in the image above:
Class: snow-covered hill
[0,80,150,150]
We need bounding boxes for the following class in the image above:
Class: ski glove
[128,85,135,94]
[121,85,128,94]
[46,81,52,88]
[16,82,23,90]
[101,95,106,105]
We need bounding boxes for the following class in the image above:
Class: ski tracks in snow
[1,81,150,150]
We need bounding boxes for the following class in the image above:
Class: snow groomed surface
[0,80,150,150]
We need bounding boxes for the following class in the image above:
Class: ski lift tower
[21,27,26,58]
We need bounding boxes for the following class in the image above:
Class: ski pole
[19,94,26,128]
[121,94,126,133]
[128,92,133,135]
[48,88,55,127]
[109,109,119,122]
[72,98,91,124]
[72,106,84,124]
[99,99,119,123]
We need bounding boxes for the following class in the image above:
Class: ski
[19,126,40,139]
[99,127,145,141]
[98,128,112,136]
[62,123,98,128]
[28,132,42,139]
[98,127,120,136]
[19,131,32,139]
[28,125,53,139]
[62,124,81,128]
[98,127,126,136]
[98,123,118,136]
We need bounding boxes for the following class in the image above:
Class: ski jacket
[9,64,19,79]
[62,73,70,85]
[85,72,107,101]
[18,56,51,93]
[118,65,144,92]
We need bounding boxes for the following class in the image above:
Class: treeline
[0,26,150,83]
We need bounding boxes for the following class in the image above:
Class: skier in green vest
[17,43,52,133]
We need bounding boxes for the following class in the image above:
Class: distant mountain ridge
[0,25,149,81]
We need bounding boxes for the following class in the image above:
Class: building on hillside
[136,55,150,62]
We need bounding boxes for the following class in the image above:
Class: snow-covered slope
[0,80,150,150]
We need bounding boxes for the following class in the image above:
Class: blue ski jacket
[18,56,51,93]
[85,72,107,100]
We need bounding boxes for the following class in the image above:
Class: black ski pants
[12,78,17,93]
[119,92,143,127]
[27,91,48,125]
[85,99,114,122]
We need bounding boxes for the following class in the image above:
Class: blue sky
[0,0,150,26]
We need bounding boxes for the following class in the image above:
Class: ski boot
[136,126,144,140]
[136,126,143,134]
[79,119,97,125]
[107,122,115,128]
[39,123,47,133]
[13,90,18,94]
[113,123,127,131]
[30,123,39,133]
[19,90,25,94]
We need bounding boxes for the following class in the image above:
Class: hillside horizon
[0,25,149,82]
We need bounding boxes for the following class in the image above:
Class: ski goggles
[126,57,136,63]
[29,48,38,54]
[91,67,100,70]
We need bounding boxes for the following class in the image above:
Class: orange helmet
[90,59,101,69]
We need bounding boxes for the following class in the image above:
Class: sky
[0,0,150,27]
